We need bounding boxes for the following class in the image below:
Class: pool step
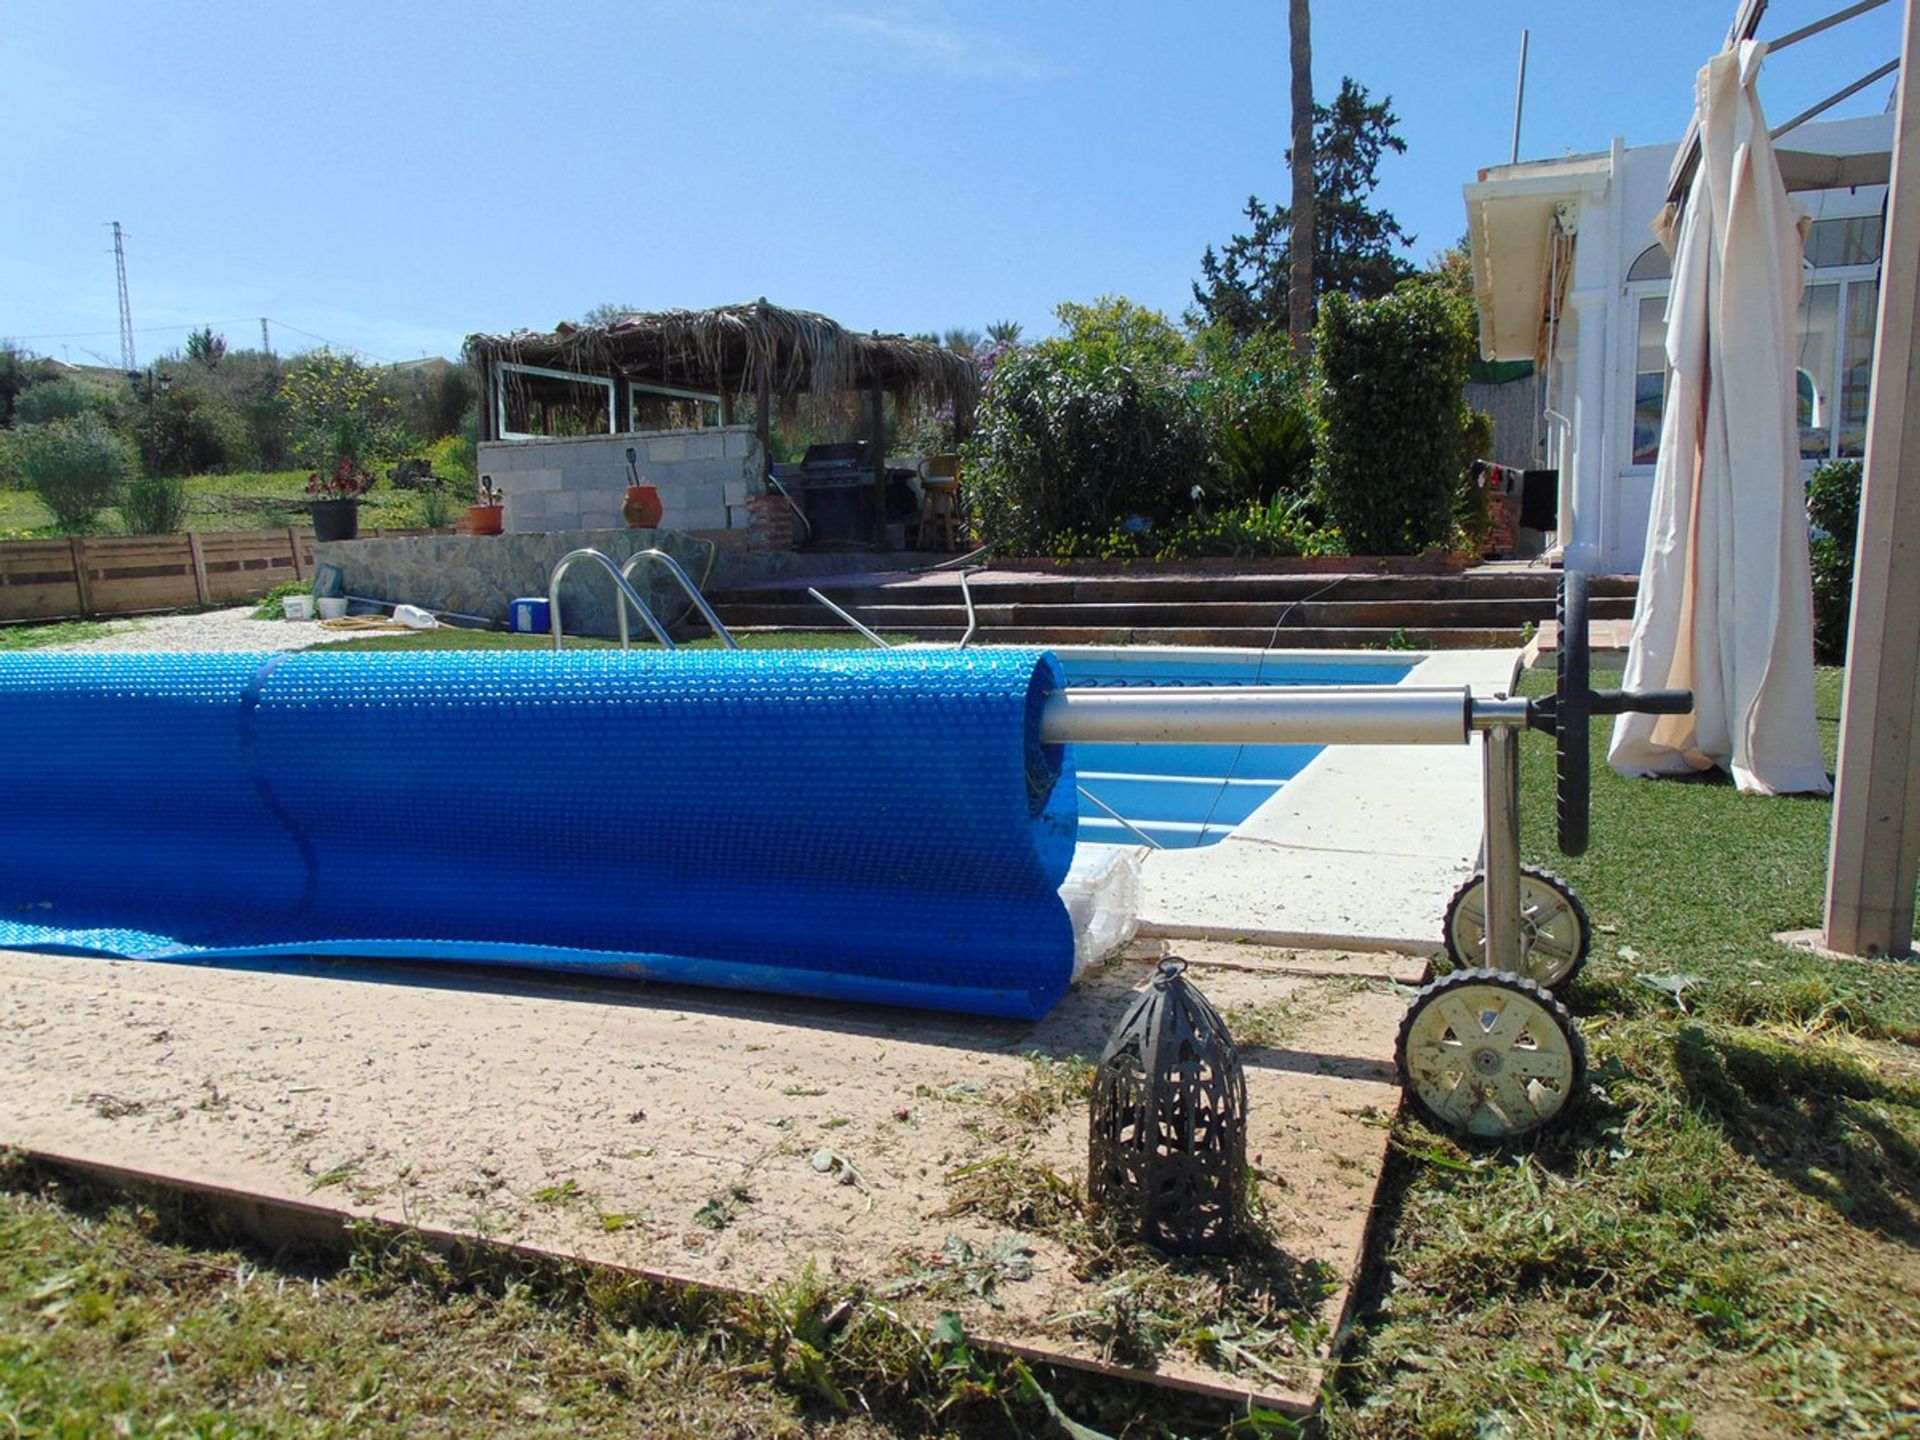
[710,567,1635,650]
[727,624,1533,649]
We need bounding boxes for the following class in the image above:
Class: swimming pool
[1056,649,1415,849]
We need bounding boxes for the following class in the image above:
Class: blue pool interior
[1057,652,1415,849]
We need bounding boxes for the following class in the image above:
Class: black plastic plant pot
[310,498,360,542]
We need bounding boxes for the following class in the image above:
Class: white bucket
[281,595,314,621]
[316,597,349,621]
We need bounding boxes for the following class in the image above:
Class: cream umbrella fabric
[1608,41,1832,797]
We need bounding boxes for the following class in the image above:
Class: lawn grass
[1323,664,1920,1438]
[0,1161,1282,1439]
[0,618,129,650]
[0,471,451,538]
[2,654,1916,1436]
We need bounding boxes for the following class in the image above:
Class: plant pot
[467,504,504,536]
[310,498,360,542]
[623,484,663,529]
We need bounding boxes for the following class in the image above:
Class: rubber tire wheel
[1442,865,1593,990]
[1396,968,1588,1141]
[1557,572,1591,857]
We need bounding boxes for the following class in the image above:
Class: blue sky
[1,1,1902,365]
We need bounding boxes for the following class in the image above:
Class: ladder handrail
[806,587,893,648]
[620,548,739,649]
[548,547,676,652]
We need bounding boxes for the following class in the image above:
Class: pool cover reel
[0,649,1079,1020]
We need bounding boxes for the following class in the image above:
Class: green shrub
[1311,285,1476,554]
[964,298,1210,551]
[20,418,134,532]
[1194,326,1316,507]
[1808,459,1862,663]
[416,483,454,529]
[1453,408,1497,551]
[1052,493,1340,562]
[120,474,190,534]
[14,378,92,425]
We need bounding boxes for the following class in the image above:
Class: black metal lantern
[1089,957,1248,1256]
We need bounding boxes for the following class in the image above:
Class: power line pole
[260,317,272,355]
[108,221,136,373]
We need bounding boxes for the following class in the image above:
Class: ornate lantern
[1089,957,1247,1256]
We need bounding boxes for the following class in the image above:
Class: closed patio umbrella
[1609,40,1831,797]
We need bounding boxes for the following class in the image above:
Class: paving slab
[1138,649,1523,950]
[0,942,1420,1414]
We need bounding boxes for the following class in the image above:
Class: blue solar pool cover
[0,648,1079,1019]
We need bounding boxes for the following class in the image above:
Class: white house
[1465,109,1894,574]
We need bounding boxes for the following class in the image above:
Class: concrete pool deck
[1114,648,1525,952]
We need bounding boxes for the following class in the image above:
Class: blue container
[509,597,551,633]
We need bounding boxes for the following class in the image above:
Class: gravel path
[36,607,376,655]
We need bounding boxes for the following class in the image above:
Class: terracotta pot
[623,484,663,529]
[467,504,504,536]
[310,498,360,542]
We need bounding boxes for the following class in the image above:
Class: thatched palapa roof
[463,300,978,412]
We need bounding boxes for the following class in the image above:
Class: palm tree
[985,319,1024,346]
[1288,0,1315,360]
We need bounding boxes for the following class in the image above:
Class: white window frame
[1799,262,1880,467]
[495,361,616,441]
[626,381,723,430]
[1619,280,1670,476]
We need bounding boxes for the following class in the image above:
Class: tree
[185,327,227,367]
[1287,0,1315,360]
[985,319,1024,346]
[281,351,399,468]
[1193,77,1415,336]
[942,326,984,356]
[581,302,640,328]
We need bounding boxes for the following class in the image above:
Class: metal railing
[547,548,675,652]
[620,548,738,649]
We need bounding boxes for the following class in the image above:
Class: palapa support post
[1089,957,1248,1256]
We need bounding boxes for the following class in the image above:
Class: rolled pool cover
[0,648,1079,1019]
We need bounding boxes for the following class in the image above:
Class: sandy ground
[36,607,379,654]
[0,939,1423,1410]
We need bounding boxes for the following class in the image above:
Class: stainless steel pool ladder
[620,548,738,649]
[547,548,675,652]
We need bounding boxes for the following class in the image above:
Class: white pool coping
[1055,646,1526,955]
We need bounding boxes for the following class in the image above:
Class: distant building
[1465,110,1893,573]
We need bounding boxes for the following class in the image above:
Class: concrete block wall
[477,426,765,537]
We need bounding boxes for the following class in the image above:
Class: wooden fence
[0,529,323,622]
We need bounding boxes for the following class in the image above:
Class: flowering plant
[305,458,377,500]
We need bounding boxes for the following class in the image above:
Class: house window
[1632,296,1667,465]
[1838,278,1879,457]
[1795,275,1880,461]
[1625,213,1883,468]
[496,363,615,440]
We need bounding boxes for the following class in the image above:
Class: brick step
[713,570,1638,608]
[715,596,1625,630]
[727,624,1528,650]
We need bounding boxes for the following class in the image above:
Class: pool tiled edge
[1130,649,1525,952]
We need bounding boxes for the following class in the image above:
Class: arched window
[1626,244,1673,282]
